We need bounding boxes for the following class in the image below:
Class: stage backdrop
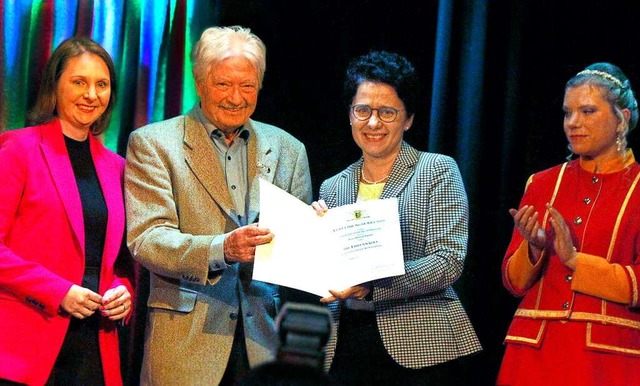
[0,0,218,152]
[3,1,640,385]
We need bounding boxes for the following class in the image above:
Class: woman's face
[563,84,627,162]
[56,53,111,135]
[350,81,413,163]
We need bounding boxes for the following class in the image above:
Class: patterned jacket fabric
[319,141,481,370]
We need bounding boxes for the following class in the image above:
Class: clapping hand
[509,205,547,261]
[546,203,578,270]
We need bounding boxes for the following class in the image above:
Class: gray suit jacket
[320,142,481,370]
[125,107,312,385]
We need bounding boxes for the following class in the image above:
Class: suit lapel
[90,137,124,269]
[335,161,361,206]
[247,120,276,224]
[183,111,236,221]
[40,120,84,254]
[381,142,417,200]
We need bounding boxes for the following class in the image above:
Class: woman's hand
[59,284,103,319]
[509,205,546,257]
[546,203,578,270]
[320,285,370,303]
[100,285,132,321]
[311,199,329,217]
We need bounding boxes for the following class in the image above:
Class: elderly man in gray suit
[125,25,312,385]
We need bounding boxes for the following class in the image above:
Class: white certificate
[254,179,405,297]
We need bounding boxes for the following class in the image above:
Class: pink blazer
[0,120,133,386]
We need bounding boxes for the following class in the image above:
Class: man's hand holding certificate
[254,179,405,297]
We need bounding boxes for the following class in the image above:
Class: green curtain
[0,0,219,155]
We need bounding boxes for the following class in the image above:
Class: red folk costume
[498,152,640,386]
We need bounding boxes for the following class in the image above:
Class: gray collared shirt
[194,105,251,271]
[195,105,250,225]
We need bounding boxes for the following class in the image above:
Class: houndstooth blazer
[320,142,482,370]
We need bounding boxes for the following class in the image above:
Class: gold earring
[616,132,624,153]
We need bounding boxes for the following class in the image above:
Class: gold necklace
[361,170,390,184]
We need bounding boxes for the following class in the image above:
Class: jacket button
[592,176,599,184]
[229,312,238,320]
[574,217,583,225]
[583,197,591,205]
[565,275,573,282]
[562,301,569,309]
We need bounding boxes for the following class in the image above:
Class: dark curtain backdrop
[3,1,640,385]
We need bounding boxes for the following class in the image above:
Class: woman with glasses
[311,50,481,386]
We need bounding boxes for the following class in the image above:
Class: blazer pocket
[504,318,546,348]
[587,322,640,357]
[148,286,198,313]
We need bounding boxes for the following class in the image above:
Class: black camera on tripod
[238,302,333,385]
[276,302,332,370]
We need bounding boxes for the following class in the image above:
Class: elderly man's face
[196,56,259,136]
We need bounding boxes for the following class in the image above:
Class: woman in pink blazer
[0,37,134,386]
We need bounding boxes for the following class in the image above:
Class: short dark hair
[27,36,117,135]
[343,50,418,116]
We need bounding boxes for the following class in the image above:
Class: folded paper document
[254,179,405,297]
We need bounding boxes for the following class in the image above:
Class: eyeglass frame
[349,104,404,123]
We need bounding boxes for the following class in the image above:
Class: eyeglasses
[350,104,403,123]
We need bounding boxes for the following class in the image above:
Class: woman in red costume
[498,62,640,386]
